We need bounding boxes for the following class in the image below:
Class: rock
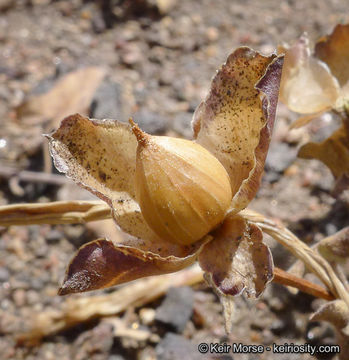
[268,295,286,312]
[0,267,9,282]
[205,27,219,42]
[155,0,176,14]
[325,223,338,236]
[119,42,144,66]
[132,109,168,134]
[29,278,44,291]
[156,333,207,360]
[63,224,87,248]
[12,289,26,307]
[172,112,193,139]
[265,142,297,182]
[73,323,114,360]
[138,346,156,360]
[91,81,124,121]
[26,290,40,305]
[139,308,156,326]
[155,286,194,332]
[266,142,297,173]
[306,322,334,344]
[270,318,288,335]
[107,355,126,360]
[91,11,107,34]
[0,0,14,12]
[46,229,62,243]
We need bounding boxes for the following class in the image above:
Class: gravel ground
[0,1,349,359]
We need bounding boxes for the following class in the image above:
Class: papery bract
[279,34,339,118]
[298,118,349,189]
[47,47,284,327]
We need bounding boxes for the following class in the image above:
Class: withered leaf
[192,48,283,213]
[318,227,349,263]
[289,111,327,129]
[59,238,203,295]
[298,119,349,181]
[47,114,159,241]
[310,299,349,336]
[279,34,339,114]
[311,299,349,360]
[17,67,106,126]
[315,24,349,87]
[198,214,273,299]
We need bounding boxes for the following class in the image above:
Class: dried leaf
[318,227,349,263]
[315,24,349,87]
[289,110,326,129]
[198,214,273,299]
[16,67,106,126]
[192,47,284,212]
[279,34,339,114]
[310,300,349,335]
[298,119,349,181]
[47,114,159,241]
[48,114,137,198]
[311,300,349,360]
[59,237,205,295]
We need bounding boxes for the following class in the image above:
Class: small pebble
[155,286,194,333]
[139,308,156,326]
[12,288,26,307]
[0,268,10,282]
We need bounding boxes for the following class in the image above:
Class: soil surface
[0,1,349,360]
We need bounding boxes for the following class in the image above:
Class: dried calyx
[129,119,232,246]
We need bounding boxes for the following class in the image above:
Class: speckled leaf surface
[279,34,339,114]
[192,47,283,213]
[198,214,273,299]
[59,238,204,295]
[315,24,349,87]
[47,114,161,241]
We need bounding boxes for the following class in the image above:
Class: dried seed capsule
[130,119,232,245]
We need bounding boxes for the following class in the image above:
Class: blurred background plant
[279,24,349,197]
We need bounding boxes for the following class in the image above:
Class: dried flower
[279,24,349,194]
[46,47,283,326]
[279,24,349,123]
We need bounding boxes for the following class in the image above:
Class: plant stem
[273,267,334,301]
[0,201,111,226]
[0,200,340,302]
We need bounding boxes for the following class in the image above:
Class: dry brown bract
[46,47,284,330]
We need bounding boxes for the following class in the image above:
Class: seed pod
[130,119,232,245]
